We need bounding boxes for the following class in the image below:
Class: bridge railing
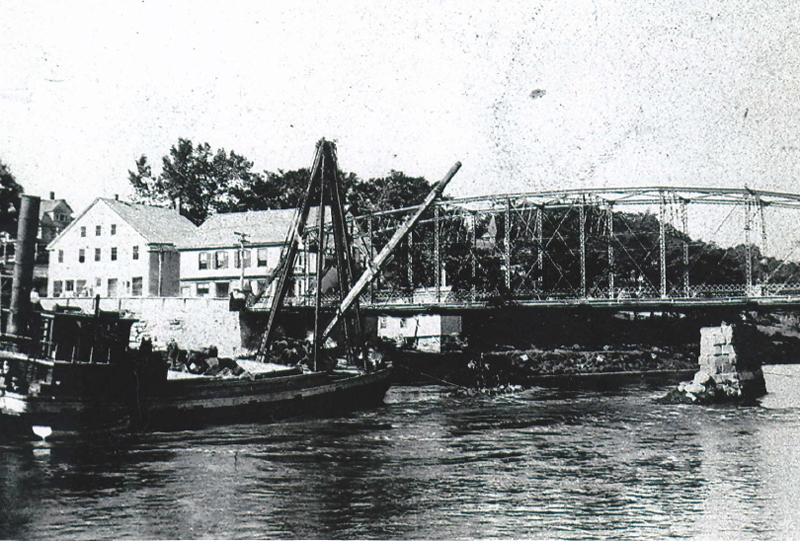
[260,280,800,311]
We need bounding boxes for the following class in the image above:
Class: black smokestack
[9,195,41,336]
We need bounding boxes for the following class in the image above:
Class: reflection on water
[3,367,800,539]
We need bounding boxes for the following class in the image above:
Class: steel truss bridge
[253,186,800,314]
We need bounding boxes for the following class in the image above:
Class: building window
[198,252,209,270]
[132,246,139,260]
[257,248,268,267]
[294,251,306,271]
[65,280,74,293]
[58,250,64,263]
[96,225,101,236]
[196,282,210,297]
[215,282,230,298]
[95,277,102,287]
[76,280,87,296]
[132,276,143,296]
[80,226,86,237]
[214,251,228,269]
[79,249,85,263]
[108,278,118,297]
[111,224,116,235]
[95,248,101,261]
[53,280,63,297]
[235,249,251,269]
[111,247,117,261]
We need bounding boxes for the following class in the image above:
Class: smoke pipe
[8,195,41,336]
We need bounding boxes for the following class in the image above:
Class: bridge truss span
[258,186,800,312]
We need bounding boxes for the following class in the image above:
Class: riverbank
[390,344,699,389]
[394,311,800,390]
[447,346,698,390]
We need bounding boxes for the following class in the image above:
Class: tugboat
[0,140,460,437]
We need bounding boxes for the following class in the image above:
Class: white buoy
[32,425,52,441]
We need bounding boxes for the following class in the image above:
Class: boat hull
[142,368,393,430]
[0,367,392,437]
[391,350,470,384]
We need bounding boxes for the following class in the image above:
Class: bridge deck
[251,295,800,315]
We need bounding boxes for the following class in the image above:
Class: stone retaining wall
[40,297,244,357]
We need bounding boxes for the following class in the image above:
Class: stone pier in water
[664,323,767,404]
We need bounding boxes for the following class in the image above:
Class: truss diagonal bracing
[251,186,800,311]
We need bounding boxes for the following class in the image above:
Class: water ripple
[2,366,800,539]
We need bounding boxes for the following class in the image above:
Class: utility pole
[234,231,249,290]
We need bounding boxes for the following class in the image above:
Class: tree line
[128,138,434,226]
[3,137,800,294]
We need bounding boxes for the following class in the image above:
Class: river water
[2,366,800,540]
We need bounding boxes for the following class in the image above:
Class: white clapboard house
[46,198,196,298]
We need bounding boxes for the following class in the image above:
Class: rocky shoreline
[391,311,800,396]
[447,345,698,390]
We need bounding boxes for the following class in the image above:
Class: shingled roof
[39,198,72,217]
[47,198,197,249]
[180,207,328,250]
[100,198,197,244]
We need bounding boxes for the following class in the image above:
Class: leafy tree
[222,168,308,211]
[0,160,24,235]
[350,171,434,215]
[129,138,261,225]
[222,167,434,218]
[222,168,358,212]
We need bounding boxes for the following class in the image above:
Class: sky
[1,0,799,245]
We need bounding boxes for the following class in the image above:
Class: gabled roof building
[178,208,324,299]
[46,198,196,298]
[38,191,74,244]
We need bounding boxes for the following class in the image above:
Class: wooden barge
[0,141,459,437]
